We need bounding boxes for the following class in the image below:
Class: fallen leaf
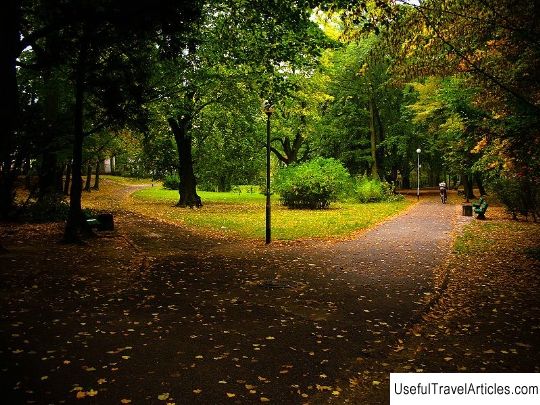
[260,397,270,402]
[76,391,86,399]
[226,392,236,398]
[120,400,132,404]
[158,393,170,401]
[87,389,98,397]
[193,389,202,394]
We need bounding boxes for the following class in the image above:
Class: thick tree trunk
[475,174,487,196]
[84,164,92,192]
[368,99,379,180]
[401,158,411,189]
[64,37,91,241]
[93,160,100,190]
[168,117,201,208]
[374,100,385,179]
[0,0,20,218]
[462,173,475,201]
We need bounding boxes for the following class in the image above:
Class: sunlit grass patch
[102,175,153,185]
[132,187,412,240]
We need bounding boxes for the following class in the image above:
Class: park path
[99,186,470,403]
[1,182,472,404]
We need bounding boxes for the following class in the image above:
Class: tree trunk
[0,0,20,218]
[64,36,91,242]
[93,160,100,190]
[374,99,385,179]
[38,152,59,200]
[475,174,486,196]
[84,164,92,192]
[64,162,72,195]
[462,173,475,201]
[168,116,201,207]
[56,163,65,193]
[368,98,379,180]
[401,157,411,189]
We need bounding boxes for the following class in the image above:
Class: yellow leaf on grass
[120,400,132,404]
[193,389,202,394]
[226,392,236,398]
[87,389,98,397]
[332,390,340,396]
[260,397,270,402]
[97,378,107,385]
[76,391,86,399]
[158,393,170,401]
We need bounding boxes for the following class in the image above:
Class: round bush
[274,158,351,209]
[162,173,179,190]
[353,176,403,203]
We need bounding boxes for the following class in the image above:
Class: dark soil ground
[1,181,539,404]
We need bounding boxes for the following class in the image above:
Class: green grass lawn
[132,187,412,240]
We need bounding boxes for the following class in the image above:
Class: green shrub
[274,157,351,209]
[24,197,70,222]
[353,176,403,203]
[162,173,179,190]
[490,176,539,220]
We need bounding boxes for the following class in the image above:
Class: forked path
[1,187,471,404]
[105,193,469,403]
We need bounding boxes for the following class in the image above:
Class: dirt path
[1,183,470,404]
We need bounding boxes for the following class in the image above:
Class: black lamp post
[263,101,274,244]
[416,148,421,200]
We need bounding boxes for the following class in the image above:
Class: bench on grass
[473,199,488,219]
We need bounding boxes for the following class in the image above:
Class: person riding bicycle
[439,181,448,203]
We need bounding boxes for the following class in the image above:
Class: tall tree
[152,0,326,206]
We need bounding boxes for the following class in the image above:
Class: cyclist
[439,181,448,203]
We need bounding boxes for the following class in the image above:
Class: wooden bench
[473,199,488,219]
[86,213,114,230]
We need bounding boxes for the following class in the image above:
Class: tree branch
[414,5,540,113]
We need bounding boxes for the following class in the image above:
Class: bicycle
[440,188,447,204]
[439,182,448,204]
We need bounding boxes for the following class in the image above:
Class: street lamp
[263,100,275,244]
[416,148,421,200]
